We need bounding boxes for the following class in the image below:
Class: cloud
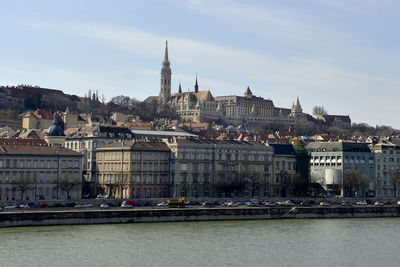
[28,21,400,127]
[175,0,326,42]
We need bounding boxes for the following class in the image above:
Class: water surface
[0,218,399,267]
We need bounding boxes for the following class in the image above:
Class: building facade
[150,42,308,125]
[269,144,298,197]
[370,141,400,197]
[0,138,82,202]
[65,125,133,194]
[96,141,171,199]
[165,138,274,198]
[307,142,375,197]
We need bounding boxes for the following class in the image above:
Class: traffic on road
[2,198,400,212]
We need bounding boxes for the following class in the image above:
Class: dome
[46,112,65,137]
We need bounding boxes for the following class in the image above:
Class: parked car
[3,204,17,209]
[341,201,351,206]
[277,200,295,206]
[63,203,76,208]
[186,201,201,206]
[30,204,41,209]
[157,201,168,207]
[19,203,31,209]
[48,203,63,208]
[374,201,384,206]
[100,203,110,209]
[264,201,277,206]
[202,201,215,207]
[40,203,48,208]
[226,201,239,207]
[77,203,93,208]
[356,200,368,205]
[139,201,152,207]
[319,201,331,206]
[121,201,134,208]
[246,199,260,206]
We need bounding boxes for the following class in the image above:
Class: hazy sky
[0,0,399,127]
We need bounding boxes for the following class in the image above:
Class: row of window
[0,171,80,184]
[98,162,169,172]
[0,159,80,169]
[97,152,169,161]
[99,174,169,185]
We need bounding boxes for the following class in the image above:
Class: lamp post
[56,151,60,199]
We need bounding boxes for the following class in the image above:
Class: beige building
[150,42,305,125]
[169,81,222,123]
[22,108,86,130]
[269,144,298,197]
[65,126,133,195]
[165,138,274,198]
[370,141,400,197]
[22,109,53,130]
[0,138,82,202]
[96,141,171,199]
[215,89,306,125]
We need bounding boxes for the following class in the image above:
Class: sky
[0,0,399,128]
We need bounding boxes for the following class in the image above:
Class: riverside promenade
[1,205,400,228]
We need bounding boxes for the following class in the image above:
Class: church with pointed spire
[149,41,307,125]
[159,41,171,106]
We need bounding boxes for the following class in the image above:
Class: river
[0,218,399,267]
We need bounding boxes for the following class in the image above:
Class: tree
[179,171,188,197]
[59,175,82,200]
[388,169,400,197]
[24,92,42,110]
[214,170,245,198]
[242,169,263,198]
[312,106,328,117]
[343,169,368,197]
[12,174,33,201]
[109,175,130,199]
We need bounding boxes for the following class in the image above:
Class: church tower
[159,40,171,105]
[194,76,199,93]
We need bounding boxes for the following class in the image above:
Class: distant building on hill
[147,42,308,126]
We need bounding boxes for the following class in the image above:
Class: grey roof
[306,142,371,153]
[270,144,295,156]
[131,129,197,138]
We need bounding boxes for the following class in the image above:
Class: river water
[0,218,399,267]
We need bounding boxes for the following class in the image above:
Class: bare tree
[343,169,368,197]
[312,106,328,117]
[388,169,400,197]
[242,168,263,198]
[12,174,33,201]
[59,175,82,200]
[109,175,130,199]
[179,171,188,197]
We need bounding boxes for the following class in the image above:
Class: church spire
[164,40,169,62]
[159,40,172,106]
[194,75,199,93]
[178,82,182,94]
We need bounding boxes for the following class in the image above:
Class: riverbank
[1,205,400,228]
